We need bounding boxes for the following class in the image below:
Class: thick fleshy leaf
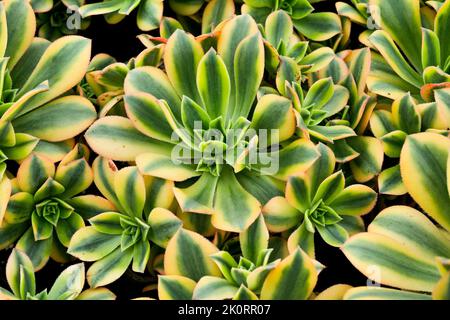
[435,0,450,63]
[193,276,238,300]
[76,288,116,300]
[251,94,295,144]
[0,176,11,225]
[124,66,181,119]
[260,248,318,300]
[368,206,450,260]
[313,171,345,204]
[6,249,36,299]
[378,165,407,195]
[88,212,123,235]
[369,30,422,88]
[16,228,53,271]
[299,47,335,74]
[17,154,55,194]
[400,132,450,231]
[233,285,259,300]
[136,151,200,182]
[380,130,407,158]
[68,226,121,262]
[87,247,134,288]
[263,196,301,233]
[4,0,36,69]
[148,208,182,248]
[2,133,39,161]
[48,263,85,300]
[212,167,261,232]
[158,275,196,300]
[329,185,377,217]
[164,229,221,281]
[218,15,260,121]
[132,239,151,273]
[293,12,341,41]
[348,136,384,183]
[422,28,441,69]
[303,78,334,109]
[169,0,203,15]
[202,0,235,34]
[85,116,169,162]
[69,195,115,220]
[16,36,91,115]
[231,32,264,121]
[265,10,292,49]
[315,284,353,300]
[240,214,269,262]
[342,233,441,292]
[137,0,163,31]
[287,222,315,257]
[124,92,174,143]
[55,213,85,247]
[55,159,93,199]
[257,139,319,180]
[370,0,423,71]
[3,191,33,225]
[316,224,349,247]
[391,93,421,134]
[114,167,145,217]
[196,48,230,121]
[164,30,203,103]
[344,287,431,300]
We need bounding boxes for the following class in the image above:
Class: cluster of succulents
[0,0,449,300]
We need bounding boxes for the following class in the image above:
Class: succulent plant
[263,143,377,256]
[0,146,94,270]
[242,0,342,41]
[85,15,321,233]
[68,157,181,287]
[0,249,115,300]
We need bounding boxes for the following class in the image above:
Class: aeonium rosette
[85,14,320,233]
[0,144,94,270]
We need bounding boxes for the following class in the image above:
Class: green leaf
[196,48,230,121]
[391,93,421,134]
[370,0,423,71]
[48,263,84,300]
[344,287,431,300]
[114,167,145,218]
[251,94,295,144]
[4,0,36,69]
[348,136,384,183]
[137,0,163,31]
[265,10,293,49]
[148,208,182,248]
[435,0,450,65]
[260,247,318,300]
[212,167,261,232]
[400,132,450,231]
[293,12,341,41]
[421,28,441,69]
[68,226,121,262]
[342,232,441,292]
[329,185,377,217]
[378,165,407,195]
[87,246,134,287]
[164,29,203,104]
[85,116,170,162]
[368,30,422,88]
[240,214,269,262]
[16,228,53,271]
[263,196,301,233]
[16,36,91,115]
[202,0,235,34]
[369,206,450,260]
[165,229,221,281]
[6,249,35,299]
[158,275,196,300]
[193,276,238,300]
